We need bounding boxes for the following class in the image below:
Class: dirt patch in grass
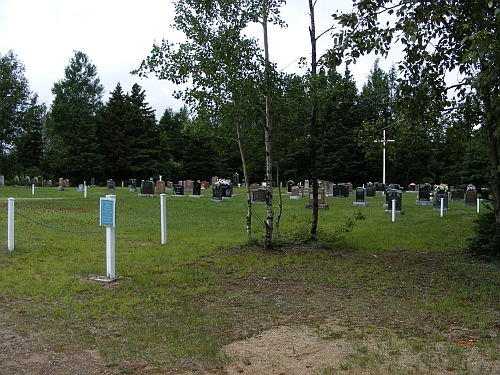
[1,248,499,374]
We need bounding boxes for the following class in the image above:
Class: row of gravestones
[11,176,72,188]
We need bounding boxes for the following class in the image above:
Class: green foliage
[48,51,104,183]
[464,203,500,257]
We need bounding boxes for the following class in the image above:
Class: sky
[1,0,400,120]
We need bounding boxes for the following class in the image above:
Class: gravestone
[353,187,368,207]
[129,179,137,192]
[211,185,224,202]
[233,172,239,187]
[63,179,69,187]
[32,176,39,188]
[156,180,165,194]
[479,188,489,200]
[375,182,386,192]
[24,176,30,187]
[201,181,209,189]
[465,190,477,206]
[190,181,203,198]
[287,180,295,194]
[211,176,218,188]
[450,189,464,201]
[305,188,329,209]
[252,188,267,204]
[77,184,84,192]
[46,180,52,187]
[304,180,310,190]
[139,180,155,197]
[250,183,259,191]
[107,179,116,190]
[221,184,232,198]
[173,183,185,196]
[416,184,433,206]
[366,185,376,197]
[90,178,96,187]
[166,181,173,190]
[13,176,19,186]
[0,175,4,186]
[385,189,404,214]
[184,180,193,191]
[333,184,349,198]
[407,183,417,192]
[290,186,301,200]
[434,192,449,211]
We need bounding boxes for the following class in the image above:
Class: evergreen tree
[48,51,104,184]
[98,83,134,182]
[127,83,160,180]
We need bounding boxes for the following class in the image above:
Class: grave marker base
[189,194,204,198]
[385,210,404,215]
[416,200,433,206]
[353,202,368,207]
[138,194,156,198]
[304,203,329,210]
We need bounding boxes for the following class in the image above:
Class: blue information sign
[100,198,116,227]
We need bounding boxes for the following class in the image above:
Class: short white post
[392,199,396,222]
[31,184,35,195]
[440,198,444,217]
[84,184,87,198]
[477,198,481,213]
[160,193,167,244]
[7,197,14,252]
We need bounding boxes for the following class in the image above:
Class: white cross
[374,129,395,185]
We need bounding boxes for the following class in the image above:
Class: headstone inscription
[173,183,185,196]
[353,187,368,207]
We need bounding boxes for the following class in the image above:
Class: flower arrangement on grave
[214,178,231,187]
[436,183,448,194]
[367,182,374,187]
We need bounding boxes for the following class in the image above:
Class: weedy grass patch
[0,186,499,373]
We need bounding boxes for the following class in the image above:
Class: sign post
[100,195,116,279]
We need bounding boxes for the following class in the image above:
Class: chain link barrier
[13,205,161,235]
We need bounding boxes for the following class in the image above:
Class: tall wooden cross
[374,129,395,185]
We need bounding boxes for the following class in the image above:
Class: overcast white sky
[1,0,400,120]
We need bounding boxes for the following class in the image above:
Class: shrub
[464,203,500,257]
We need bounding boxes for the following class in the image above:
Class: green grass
[0,186,498,373]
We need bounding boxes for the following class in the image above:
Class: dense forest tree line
[0,50,491,191]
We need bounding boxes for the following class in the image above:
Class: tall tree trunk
[308,0,319,236]
[262,0,274,249]
[275,162,282,237]
[235,122,252,240]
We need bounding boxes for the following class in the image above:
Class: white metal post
[392,199,396,222]
[160,193,167,244]
[84,184,87,198]
[477,198,481,213]
[105,195,116,279]
[31,184,35,195]
[7,197,14,252]
[440,198,444,217]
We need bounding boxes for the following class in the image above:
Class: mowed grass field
[0,185,498,374]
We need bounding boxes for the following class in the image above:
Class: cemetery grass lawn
[0,186,499,374]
